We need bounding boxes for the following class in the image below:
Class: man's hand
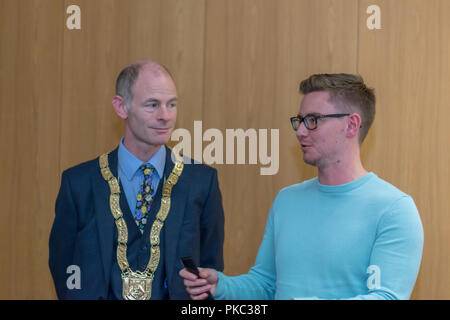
[179,267,218,300]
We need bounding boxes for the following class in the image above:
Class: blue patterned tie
[134,164,155,233]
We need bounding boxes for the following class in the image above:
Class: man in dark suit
[49,60,225,300]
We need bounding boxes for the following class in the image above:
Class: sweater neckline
[316,172,375,193]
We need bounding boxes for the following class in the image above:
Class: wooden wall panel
[60,0,205,171]
[358,0,450,299]
[1,0,449,300]
[203,0,358,275]
[0,0,63,299]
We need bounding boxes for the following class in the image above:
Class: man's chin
[151,138,171,147]
[159,133,175,145]
[302,154,317,167]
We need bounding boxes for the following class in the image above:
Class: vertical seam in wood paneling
[201,0,208,122]
[356,0,361,74]
[58,1,66,178]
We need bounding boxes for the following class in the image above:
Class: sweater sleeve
[346,196,424,300]
[213,205,277,300]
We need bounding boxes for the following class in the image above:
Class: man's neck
[317,151,367,186]
[123,137,163,163]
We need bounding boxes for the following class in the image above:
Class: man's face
[125,67,177,148]
[296,91,348,168]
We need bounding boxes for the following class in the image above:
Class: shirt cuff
[213,271,227,299]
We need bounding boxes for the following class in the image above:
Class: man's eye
[169,102,177,108]
[146,103,158,108]
[306,116,316,124]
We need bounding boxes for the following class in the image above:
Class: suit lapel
[163,146,188,286]
[93,148,118,288]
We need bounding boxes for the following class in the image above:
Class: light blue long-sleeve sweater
[214,172,424,300]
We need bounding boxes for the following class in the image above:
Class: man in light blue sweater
[180,74,424,300]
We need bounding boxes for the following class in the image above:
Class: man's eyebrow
[298,112,320,117]
[143,98,159,103]
[143,97,177,103]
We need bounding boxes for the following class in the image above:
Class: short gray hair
[115,62,143,109]
[115,61,174,109]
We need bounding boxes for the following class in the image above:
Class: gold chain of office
[99,153,184,300]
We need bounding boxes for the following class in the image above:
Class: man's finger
[184,278,208,288]
[179,268,198,281]
[188,284,211,296]
[192,292,209,300]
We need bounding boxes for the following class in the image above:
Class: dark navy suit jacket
[49,146,224,299]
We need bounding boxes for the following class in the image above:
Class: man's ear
[112,95,128,120]
[346,113,362,139]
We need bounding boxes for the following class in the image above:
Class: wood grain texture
[203,0,358,275]
[358,0,450,299]
[0,0,63,299]
[60,0,205,170]
[1,0,449,300]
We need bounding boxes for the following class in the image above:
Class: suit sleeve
[48,171,78,299]
[199,168,225,271]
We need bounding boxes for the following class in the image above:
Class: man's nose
[157,105,172,121]
[296,121,308,138]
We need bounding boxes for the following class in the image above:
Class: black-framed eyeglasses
[290,113,350,131]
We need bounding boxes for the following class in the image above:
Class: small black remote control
[181,257,214,300]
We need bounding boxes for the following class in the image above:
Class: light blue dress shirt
[117,138,166,217]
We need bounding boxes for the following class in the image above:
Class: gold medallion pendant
[99,152,184,300]
[122,271,153,300]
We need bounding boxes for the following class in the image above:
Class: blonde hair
[299,73,375,144]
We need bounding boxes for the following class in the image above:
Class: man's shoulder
[279,177,318,194]
[272,177,318,204]
[172,153,218,176]
[63,158,95,175]
[61,153,106,182]
[63,148,118,175]
[366,173,412,199]
[183,162,216,173]
[178,159,218,184]
[167,156,220,195]
[356,173,419,220]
